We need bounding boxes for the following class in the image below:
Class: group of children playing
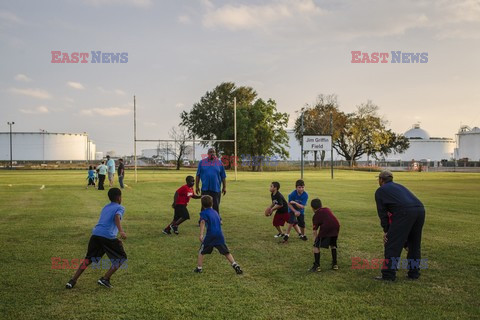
[266,179,340,271]
[66,176,338,289]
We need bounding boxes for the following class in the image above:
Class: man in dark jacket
[375,170,425,281]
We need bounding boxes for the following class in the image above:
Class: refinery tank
[398,124,455,161]
[457,126,480,160]
[0,132,96,161]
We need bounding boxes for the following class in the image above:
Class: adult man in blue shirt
[374,170,425,281]
[106,155,116,187]
[195,148,226,217]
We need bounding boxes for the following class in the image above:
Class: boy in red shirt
[163,176,201,235]
[309,198,340,272]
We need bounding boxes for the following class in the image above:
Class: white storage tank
[457,126,480,160]
[398,124,455,161]
[0,132,96,161]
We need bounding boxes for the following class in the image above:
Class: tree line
[173,82,409,170]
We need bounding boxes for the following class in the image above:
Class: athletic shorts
[199,243,230,255]
[108,172,114,180]
[313,236,338,249]
[173,205,190,220]
[88,178,95,185]
[273,212,289,227]
[288,212,305,228]
[85,235,127,262]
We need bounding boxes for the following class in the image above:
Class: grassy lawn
[0,169,479,320]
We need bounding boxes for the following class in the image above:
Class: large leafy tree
[294,97,409,166]
[293,95,347,167]
[237,98,289,171]
[180,82,256,157]
[180,82,289,170]
[335,101,409,164]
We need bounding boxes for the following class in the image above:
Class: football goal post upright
[133,97,238,183]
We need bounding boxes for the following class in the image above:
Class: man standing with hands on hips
[374,170,425,281]
[196,148,226,219]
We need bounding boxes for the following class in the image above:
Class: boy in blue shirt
[66,188,127,289]
[283,179,309,243]
[194,195,243,274]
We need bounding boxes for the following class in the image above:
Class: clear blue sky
[1,0,479,155]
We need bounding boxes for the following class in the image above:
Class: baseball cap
[378,170,393,179]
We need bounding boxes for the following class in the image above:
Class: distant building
[0,132,95,161]
[397,124,455,161]
[456,126,480,161]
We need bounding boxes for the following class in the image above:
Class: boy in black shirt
[265,182,290,238]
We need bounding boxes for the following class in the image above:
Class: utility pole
[300,111,304,179]
[234,97,237,181]
[7,122,15,169]
[134,95,137,183]
[330,112,334,179]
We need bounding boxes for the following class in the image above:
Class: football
[264,207,272,216]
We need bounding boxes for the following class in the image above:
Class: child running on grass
[86,165,96,189]
[65,188,127,289]
[194,195,243,274]
[265,182,289,238]
[163,176,201,235]
[309,198,340,272]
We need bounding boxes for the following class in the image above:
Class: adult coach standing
[106,155,116,187]
[196,148,226,217]
[374,170,425,281]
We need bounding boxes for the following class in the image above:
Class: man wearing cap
[374,170,425,281]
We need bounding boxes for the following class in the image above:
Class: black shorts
[288,212,298,225]
[85,235,127,262]
[199,243,230,255]
[174,205,190,220]
[88,178,95,185]
[288,212,305,228]
[313,236,338,249]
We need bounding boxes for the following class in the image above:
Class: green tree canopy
[294,96,409,165]
[180,82,289,170]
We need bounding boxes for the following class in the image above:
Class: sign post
[302,135,333,179]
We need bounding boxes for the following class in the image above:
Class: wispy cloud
[80,0,153,8]
[9,88,52,99]
[67,81,85,90]
[202,0,324,31]
[98,86,126,95]
[198,0,480,41]
[14,74,32,82]
[20,106,49,114]
[80,106,132,117]
[0,10,23,26]
[178,15,192,25]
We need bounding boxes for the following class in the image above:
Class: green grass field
[0,170,479,320]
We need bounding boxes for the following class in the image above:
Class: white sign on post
[303,135,332,151]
